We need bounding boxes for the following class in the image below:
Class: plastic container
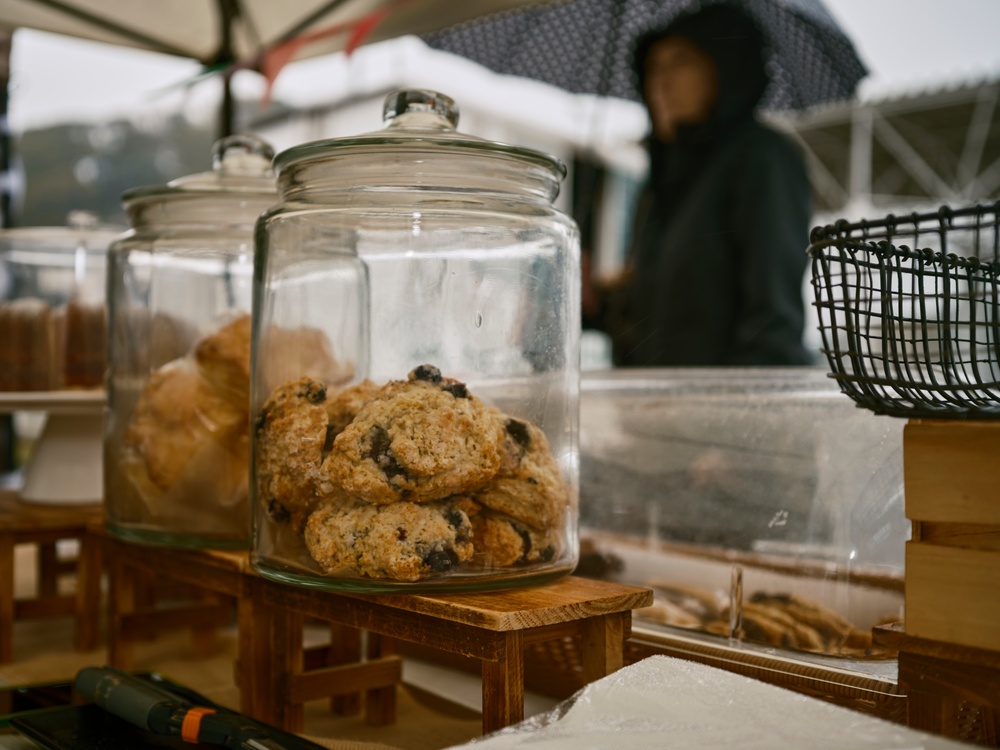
[576,367,906,660]
[0,212,121,391]
[104,135,277,548]
[250,89,581,592]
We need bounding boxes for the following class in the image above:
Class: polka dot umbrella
[422,0,867,111]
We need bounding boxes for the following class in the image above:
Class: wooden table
[0,490,103,663]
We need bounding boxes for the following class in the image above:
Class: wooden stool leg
[73,531,102,652]
[578,612,626,685]
[269,608,305,733]
[37,542,58,598]
[364,633,396,726]
[481,631,525,735]
[190,591,221,658]
[0,533,14,664]
[328,624,361,716]
[108,557,137,670]
[238,577,268,719]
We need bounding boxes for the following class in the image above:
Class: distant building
[779,77,1000,225]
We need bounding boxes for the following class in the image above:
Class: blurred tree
[12,113,214,227]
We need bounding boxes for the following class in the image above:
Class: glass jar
[104,135,277,548]
[0,212,121,391]
[251,89,581,593]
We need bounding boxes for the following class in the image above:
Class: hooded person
[606,2,814,367]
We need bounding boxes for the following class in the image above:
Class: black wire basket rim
[807,238,1000,276]
[809,201,1000,245]
[808,201,1000,420]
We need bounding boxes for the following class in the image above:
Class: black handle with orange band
[74,666,318,750]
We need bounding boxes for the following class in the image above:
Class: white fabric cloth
[448,655,968,750]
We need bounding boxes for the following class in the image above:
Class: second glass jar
[105,135,278,548]
[251,90,581,592]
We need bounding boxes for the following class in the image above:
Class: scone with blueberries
[321,365,507,505]
[304,497,474,581]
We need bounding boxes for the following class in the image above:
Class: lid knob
[382,89,459,131]
[67,210,99,231]
[211,134,275,177]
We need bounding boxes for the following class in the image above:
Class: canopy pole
[1,27,13,228]
[215,0,240,139]
[0,27,14,472]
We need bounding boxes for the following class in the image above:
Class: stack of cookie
[636,582,889,657]
[255,364,569,582]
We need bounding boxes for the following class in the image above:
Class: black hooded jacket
[612,3,813,367]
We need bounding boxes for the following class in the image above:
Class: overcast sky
[7,0,1000,132]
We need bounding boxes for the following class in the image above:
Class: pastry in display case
[0,212,121,392]
[576,367,906,661]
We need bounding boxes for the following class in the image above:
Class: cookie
[456,498,562,568]
[255,377,331,532]
[321,365,506,505]
[304,498,474,581]
[324,379,381,437]
[748,592,858,648]
[733,601,826,652]
[472,417,568,531]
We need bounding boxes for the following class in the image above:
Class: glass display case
[0,213,121,392]
[577,367,906,660]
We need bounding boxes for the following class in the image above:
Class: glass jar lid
[120,135,277,226]
[272,89,567,183]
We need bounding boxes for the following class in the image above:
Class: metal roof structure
[776,77,1000,224]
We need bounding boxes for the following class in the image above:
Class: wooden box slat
[905,541,1000,652]
[904,420,1000,525]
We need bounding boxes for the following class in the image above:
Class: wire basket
[808,203,1000,419]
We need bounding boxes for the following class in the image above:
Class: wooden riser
[904,419,1000,655]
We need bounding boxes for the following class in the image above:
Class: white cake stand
[0,390,104,505]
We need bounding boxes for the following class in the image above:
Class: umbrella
[422,0,868,112]
[0,0,564,234]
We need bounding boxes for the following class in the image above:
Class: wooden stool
[101,534,398,725]
[253,574,653,735]
[0,490,103,663]
[101,532,257,707]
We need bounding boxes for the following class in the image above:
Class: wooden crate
[903,419,1000,653]
[875,622,1000,745]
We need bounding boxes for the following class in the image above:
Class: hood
[632,2,770,139]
